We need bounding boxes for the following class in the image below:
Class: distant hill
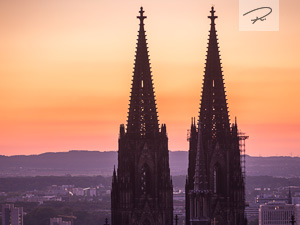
[245,155,300,177]
[0,151,117,177]
[0,151,300,177]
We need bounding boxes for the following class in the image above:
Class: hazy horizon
[1,149,299,158]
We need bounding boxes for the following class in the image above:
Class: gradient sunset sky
[0,0,299,156]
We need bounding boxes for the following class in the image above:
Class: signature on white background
[243,7,273,24]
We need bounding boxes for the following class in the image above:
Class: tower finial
[208,6,218,24]
[137,7,147,24]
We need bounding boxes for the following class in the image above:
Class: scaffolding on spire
[238,130,249,179]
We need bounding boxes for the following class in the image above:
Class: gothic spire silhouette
[188,121,210,224]
[193,122,208,192]
[186,7,246,225]
[200,6,230,142]
[127,7,159,137]
[111,7,173,225]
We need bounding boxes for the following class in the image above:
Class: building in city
[72,187,84,196]
[245,203,260,221]
[185,7,246,225]
[293,197,300,205]
[2,204,23,225]
[255,193,289,204]
[295,204,300,225]
[50,218,71,225]
[259,202,294,225]
[111,7,173,225]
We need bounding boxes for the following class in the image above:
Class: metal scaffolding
[238,131,249,179]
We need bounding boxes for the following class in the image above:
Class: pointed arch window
[141,164,151,195]
[213,169,217,193]
[213,164,222,194]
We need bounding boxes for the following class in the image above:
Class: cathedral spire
[126,7,159,138]
[186,7,246,225]
[194,121,208,192]
[200,6,230,142]
[112,8,173,225]
[112,165,117,184]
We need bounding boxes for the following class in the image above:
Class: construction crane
[58,215,77,225]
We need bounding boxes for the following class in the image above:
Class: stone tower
[186,7,246,225]
[111,7,173,225]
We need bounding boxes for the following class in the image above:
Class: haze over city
[0,0,299,156]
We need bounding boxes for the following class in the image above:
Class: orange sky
[0,0,299,156]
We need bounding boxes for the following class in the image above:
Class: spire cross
[208,6,218,23]
[137,7,147,24]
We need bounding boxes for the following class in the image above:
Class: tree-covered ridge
[1,151,300,177]
[0,176,111,192]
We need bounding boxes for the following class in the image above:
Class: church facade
[111,7,173,225]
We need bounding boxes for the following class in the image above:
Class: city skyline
[0,0,300,156]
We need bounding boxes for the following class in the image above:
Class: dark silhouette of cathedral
[111,7,173,225]
[185,7,246,225]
